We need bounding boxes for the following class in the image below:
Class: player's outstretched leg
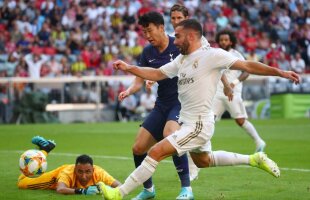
[31,136,56,154]
[176,187,194,200]
[249,152,280,177]
[131,187,155,200]
[97,182,122,200]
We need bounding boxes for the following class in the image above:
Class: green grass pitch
[0,118,309,200]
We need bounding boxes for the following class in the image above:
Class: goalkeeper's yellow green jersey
[18,164,116,190]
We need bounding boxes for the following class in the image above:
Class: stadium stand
[0,0,309,123]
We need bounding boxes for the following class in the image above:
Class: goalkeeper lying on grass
[18,136,121,195]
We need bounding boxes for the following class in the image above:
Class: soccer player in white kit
[213,29,266,152]
[99,19,300,200]
[188,29,267,182]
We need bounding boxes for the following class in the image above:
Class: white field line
[2,150,310,173]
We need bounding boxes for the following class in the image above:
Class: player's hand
[145,80,155,90]
[229,83,235,89]
[282,71,300,84]
[113,60,130,71]
[223,85,234,101]
[84,185,99,195]
[118,90,130,101]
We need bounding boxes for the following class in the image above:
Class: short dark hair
[215,29,237,48]
[75,154,93,165]
[176,19,202,38]
[138,11,164,27]
[170,4,189,17]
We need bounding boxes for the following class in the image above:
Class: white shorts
[213,94,248,120]
[166,120,214,156]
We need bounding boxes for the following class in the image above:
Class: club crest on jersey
[192,59,199,69]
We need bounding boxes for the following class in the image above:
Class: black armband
[74,188,84,194]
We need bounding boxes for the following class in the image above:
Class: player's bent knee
[235,118,245,126]
[148,146,165,161]
[132,145,148,155]
[194,157,212,168]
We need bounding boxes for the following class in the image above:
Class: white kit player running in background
[214,30,266,152]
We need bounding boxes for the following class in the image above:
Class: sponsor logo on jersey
[178,77,194,85]
[179,73,194,85]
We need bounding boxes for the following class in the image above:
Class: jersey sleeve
[94,165,116,186]
[213,48,239,70]
[159,55,181,78]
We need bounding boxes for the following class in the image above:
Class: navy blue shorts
[141,102,181,141]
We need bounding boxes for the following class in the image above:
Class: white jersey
[216,49,245,96]
[160,47,238,123]
[201,36,210,48]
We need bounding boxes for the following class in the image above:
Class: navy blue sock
[172,154,190,187]
[133,153,153,189]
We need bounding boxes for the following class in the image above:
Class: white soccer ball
[19,149,47,178]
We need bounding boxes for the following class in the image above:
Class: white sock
[183,186,192,192]
[119,156,158,197]
[145,185,154,192]
[210,151,249,166]
[242,120,264,145]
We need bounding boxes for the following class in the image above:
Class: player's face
[74,163,94,186]
[142,23,164,47]
[170,11,188,29]
[218,34,232,51]
[174,26,190,55]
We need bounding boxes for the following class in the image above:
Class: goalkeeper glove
[75,185,99,195]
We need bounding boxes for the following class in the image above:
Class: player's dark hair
[75,154,93,166]
[138,11,164,27]
[176,19,202,38]
[215,29,237,48]
[170,4,189,17]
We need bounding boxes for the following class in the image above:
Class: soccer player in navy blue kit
[118,12,193,200]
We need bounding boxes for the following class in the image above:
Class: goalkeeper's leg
[18,166,66,189]
[32,136,56,156]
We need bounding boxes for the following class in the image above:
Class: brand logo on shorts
[149,59,155,63]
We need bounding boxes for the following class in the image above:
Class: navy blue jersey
[138,36,179,104]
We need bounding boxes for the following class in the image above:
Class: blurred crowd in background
[0,0,309,122]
